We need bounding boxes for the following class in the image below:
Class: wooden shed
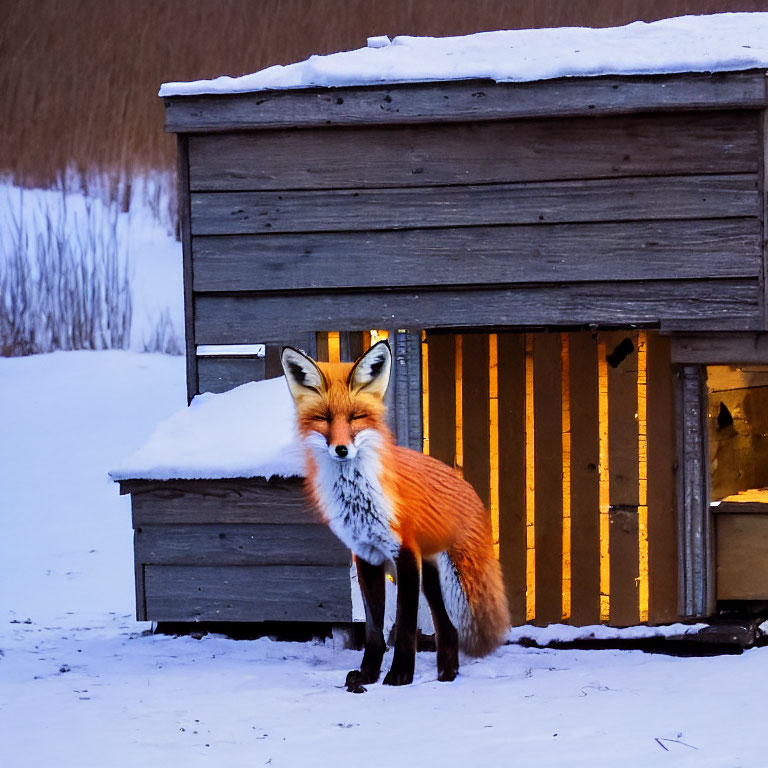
[119,65,768,630]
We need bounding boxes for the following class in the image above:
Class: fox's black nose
[335,445,349,458]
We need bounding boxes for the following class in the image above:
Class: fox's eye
[313,414,332,423]
[350,413,368,421]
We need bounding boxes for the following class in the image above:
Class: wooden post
[391,330,423,450]
[177,135,197,403]
[675,364,715,618]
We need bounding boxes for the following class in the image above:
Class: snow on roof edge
[159,14,768,98]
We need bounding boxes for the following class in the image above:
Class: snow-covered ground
[2,350,768,767]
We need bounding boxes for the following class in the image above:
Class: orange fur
[290,354,510,657]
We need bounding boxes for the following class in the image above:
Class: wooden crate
[119,477,353,623]
[715,492,768,600]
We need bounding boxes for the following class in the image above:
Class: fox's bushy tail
[437,544,510,657]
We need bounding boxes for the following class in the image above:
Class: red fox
[281,340,509,691]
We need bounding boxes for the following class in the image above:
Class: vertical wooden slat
[315,332,330,362]
[598,340,611,621]
[568,331,601,626]
[392,330,423,450]
[497,333,527,626]
[533,332,563,625]
[177,135,197,402]
[560,332,572,620]
[637,331,649,621]
[461,334,491,508]
[426,333,456,469]
[604,330,640,626]
[525,335,536,621]
[489,333,500,557]
[455,334,464,476]
[646,333,679,623]
[676,364,715,618]
[422,331,430,455]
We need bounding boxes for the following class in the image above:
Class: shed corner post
[674,363,715,619]
[176,133,197,403]
[390,329,423,451]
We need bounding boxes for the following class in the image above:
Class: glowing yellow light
[328,332,341,364]
[637,331,649,622]
[454,334,464,477]
[561,333,572,621]
[422,330,430,455]
[525,334,536,621]
[598,342,611,622]
[370,329,389,345]
[489,333,500,558]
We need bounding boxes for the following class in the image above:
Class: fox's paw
[345,669,378,693]
[382,664,414,686]
[437,663,458,682]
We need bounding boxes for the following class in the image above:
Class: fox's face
[280,341,392,462]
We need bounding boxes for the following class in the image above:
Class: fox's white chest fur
[305,430,401,565]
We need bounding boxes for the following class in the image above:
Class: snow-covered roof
[160,13,768,98]
[110,376,304,482]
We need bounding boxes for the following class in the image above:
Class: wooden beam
[675,364,715,618]
[189,175,760,236]
[670,333,768,363]
[164,71,768,133]
[193,280,762,343]
[191,218,761,293]
[186,111,759,192]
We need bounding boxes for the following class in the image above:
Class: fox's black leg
[383,547,420,686]
[422,558,459,682]
[345,557,385,693]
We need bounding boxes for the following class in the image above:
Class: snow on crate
[160,13,768,96]
[109,376,304,481]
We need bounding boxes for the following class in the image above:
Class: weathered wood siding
[177,90,765,398]
[122,478,353,623]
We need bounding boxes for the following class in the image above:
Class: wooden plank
[646,334,679,624]
[602,331,640,626]
[425,333,456,469]
[191,219,762,292]
[716,514,768,599]
[675,364,715,618]
[135,524,350,567]
[164,72,768,133]
[177,135,197,403]
[460,334,490,508]
[125,478,313,526]
[189,174,760,235]
[717,500,768,514]
[671,333,768,363]
[187,111,759,192]
[532,332,563,625]
[134,543,147,621]
[497,333,527,626]
[197,356,266,393]
[567,331,601,626]
[144,564,353,622]
[392,330,423,451]
[194,280,763,343]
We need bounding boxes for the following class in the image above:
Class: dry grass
[1,0,765,185]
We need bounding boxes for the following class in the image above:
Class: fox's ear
[280,346,327,400]
[348,340,392,399]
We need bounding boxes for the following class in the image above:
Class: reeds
[0,189,132,355]
[1,0,759,185]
